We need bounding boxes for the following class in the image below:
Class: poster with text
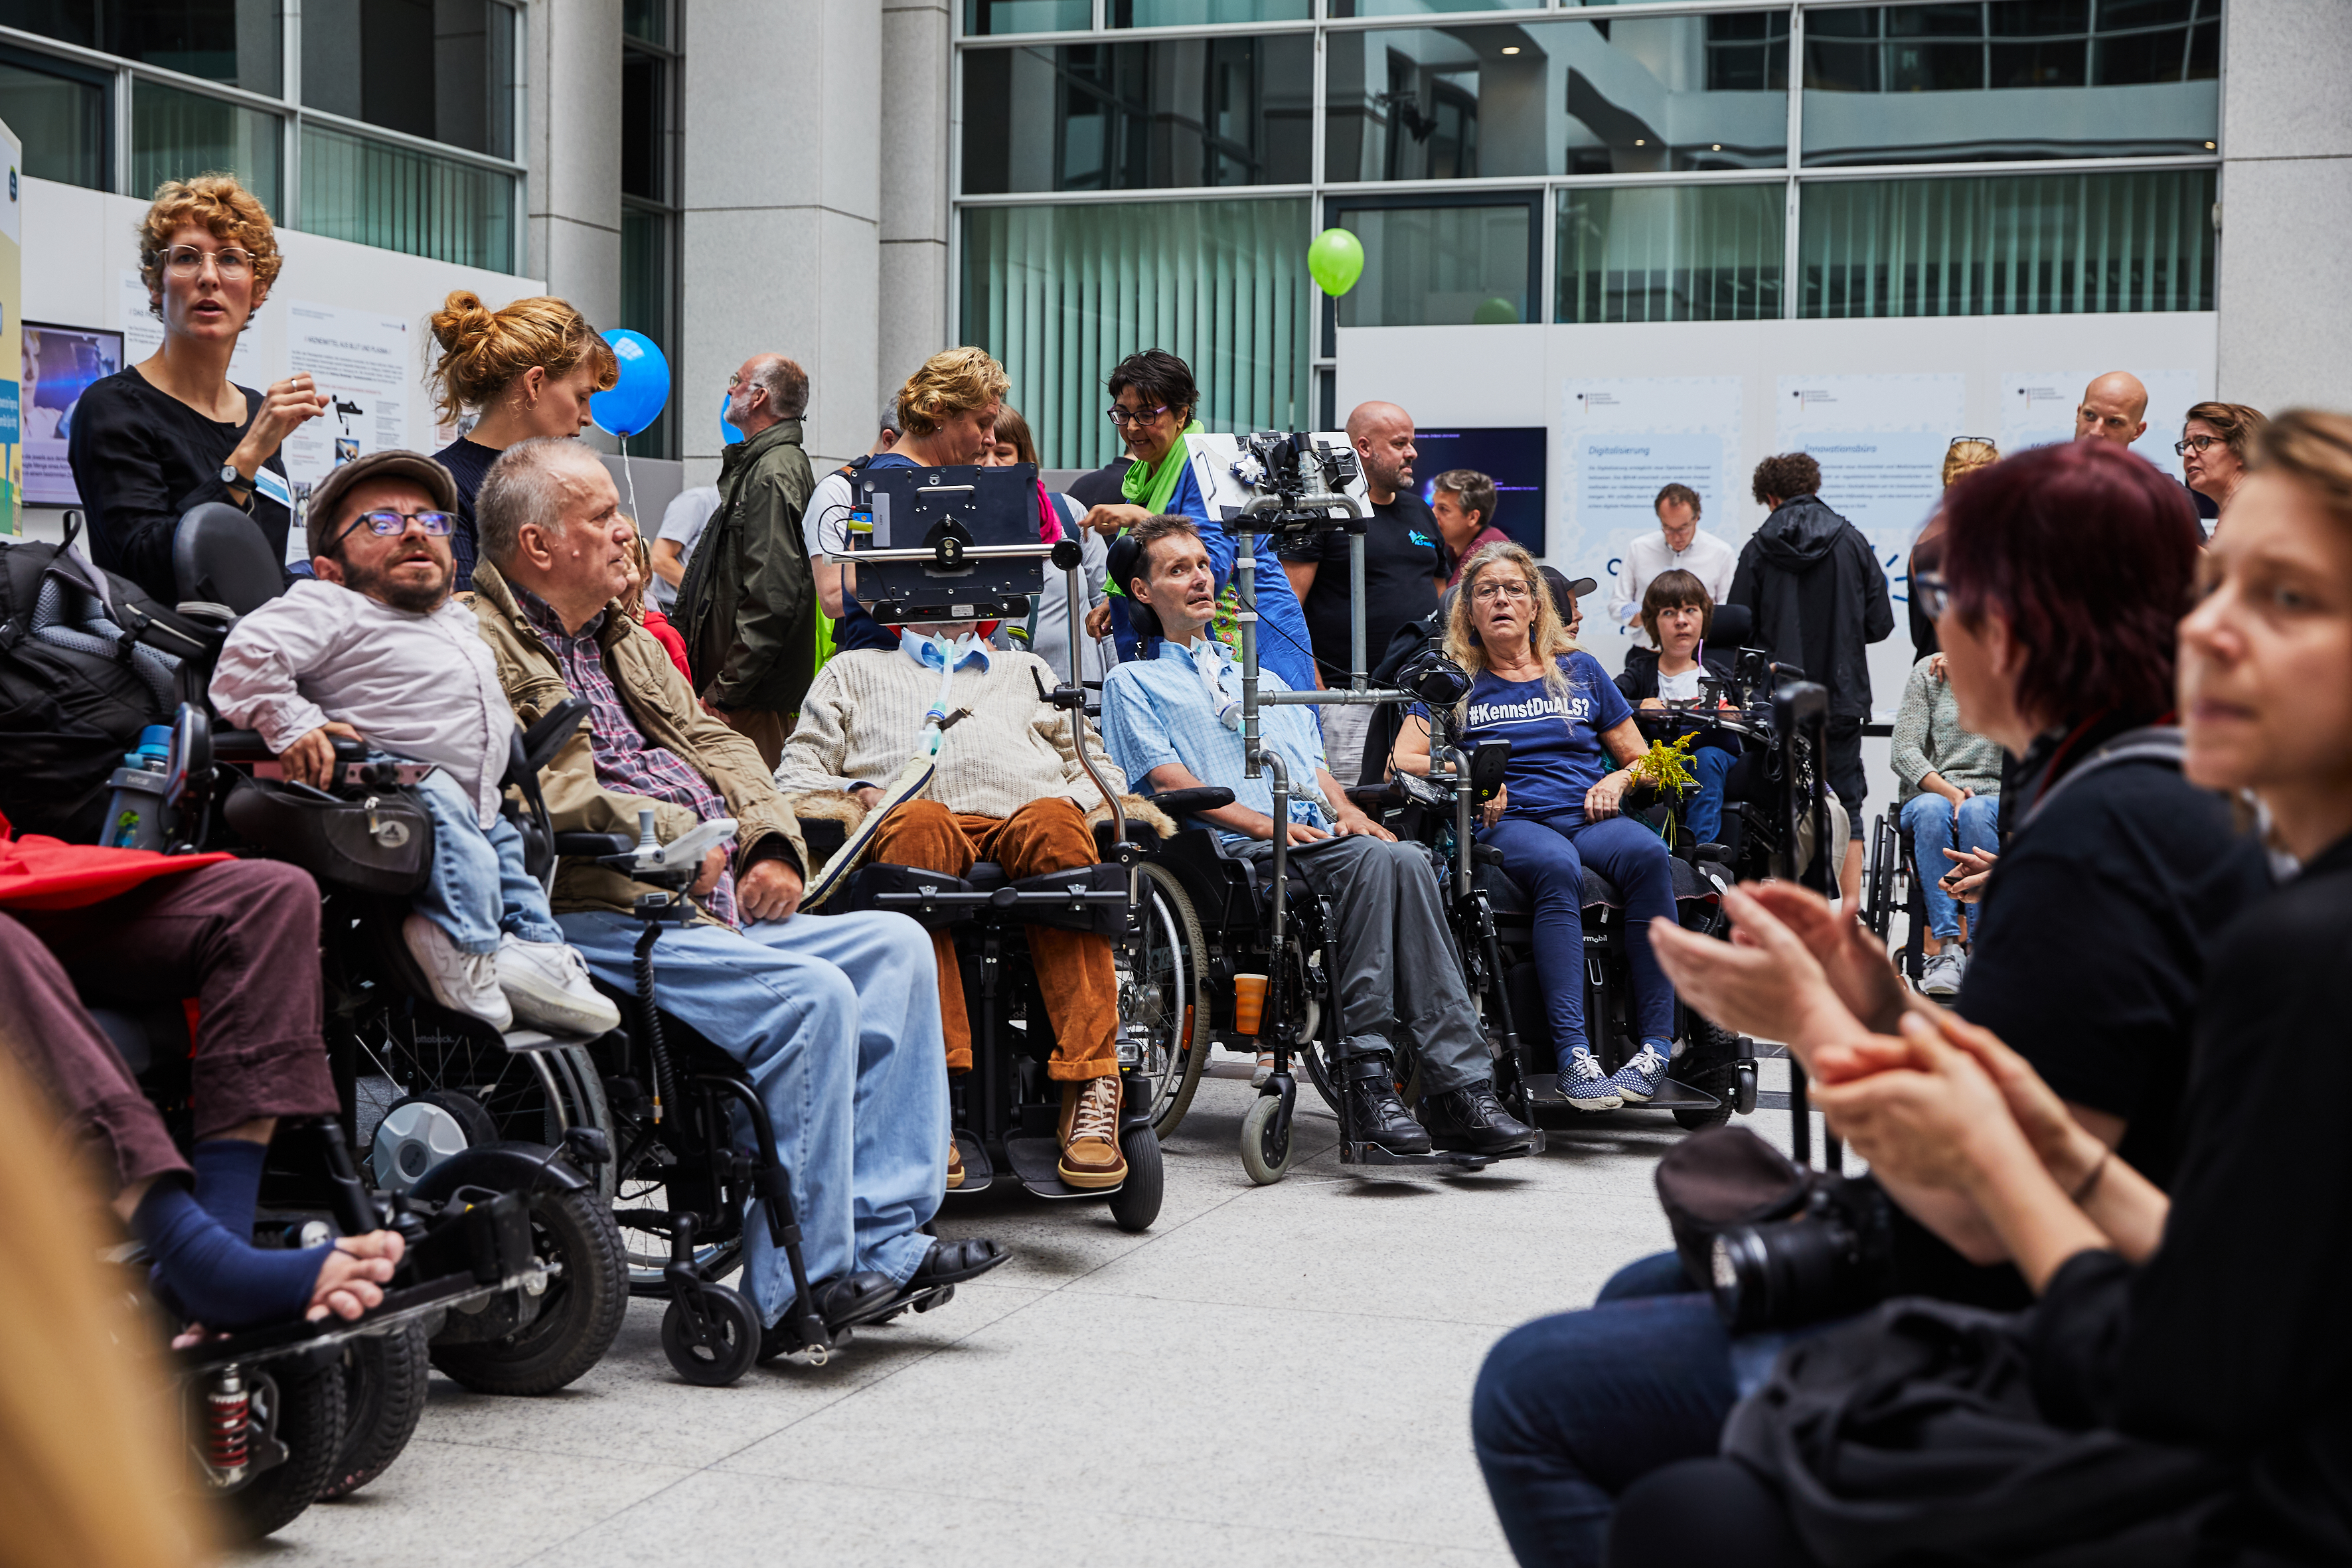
[22,324,123,506]
[118,269,266,386]
[1561,376,1742,663]
[1776,372,1966,718]
[281,299,412,508]
[1997,368,2205,476]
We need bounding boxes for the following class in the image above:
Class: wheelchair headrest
[1710,601,1755,649]
[1105,534,1164,643]
[174,503,286,616]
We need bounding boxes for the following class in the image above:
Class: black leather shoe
[1344,1052,1433,1154]
[903,1236,1008,1292]
[759,1271,899,1360]
[1419,1079,1537,1154]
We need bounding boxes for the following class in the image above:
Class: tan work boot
[947,1132,965,1191]
[1057,1075,1127,1190]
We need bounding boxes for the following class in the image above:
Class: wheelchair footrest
[1001,1134,1121,1200]
[1339,1140,1496,1172]
[946,1133,997,1196]
[1526,1077,1721,1111]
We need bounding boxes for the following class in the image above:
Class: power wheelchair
[795,461,1174,1225]
[8,509,621,1536]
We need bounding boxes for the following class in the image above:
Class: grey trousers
[1250,833,1490,1093]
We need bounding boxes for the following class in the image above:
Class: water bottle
[102,724,175,850]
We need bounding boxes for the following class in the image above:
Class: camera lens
[1711,1217,1856,1332]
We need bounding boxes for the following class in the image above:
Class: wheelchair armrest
[554,832,635,858]
[1149,786,1234,818]
[212,728,275,763]
[1344,783,1403,815]
[510,696,591,786]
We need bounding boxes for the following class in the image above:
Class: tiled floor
[246,1055,1828,1567]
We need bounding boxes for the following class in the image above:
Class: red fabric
[0,807,232,911]
[640,608,694,680]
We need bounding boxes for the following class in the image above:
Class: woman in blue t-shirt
[1393,541,1678,1112]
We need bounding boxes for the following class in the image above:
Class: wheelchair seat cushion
[1475,845,1709,913]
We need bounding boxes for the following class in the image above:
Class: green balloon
[1472,295,1520,325]
[1308,227,1366,298]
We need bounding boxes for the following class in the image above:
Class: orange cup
[1233,973,1268,1037]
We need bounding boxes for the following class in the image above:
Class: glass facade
[961,198,1313,470]
[621,3,682,457]
[945,0,2221,457]
[961,35,1314,193]
[0,1,524,271]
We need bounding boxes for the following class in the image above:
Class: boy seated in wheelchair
[777,616,1140,1191]
[1613,569,1741,849]
[208,450,619,1038]
[1101,513,1535,1157]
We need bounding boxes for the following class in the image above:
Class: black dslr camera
[1710,1174,1897,1332]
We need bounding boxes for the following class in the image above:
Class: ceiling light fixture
[1501,44,1520,53]
[2204,140,2216,149]
[1634,138,1646,146]
[1712,143,1722,150]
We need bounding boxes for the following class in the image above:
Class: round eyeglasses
[330,509,458,550]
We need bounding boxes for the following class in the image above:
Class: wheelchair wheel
[317,1322,430,1500]
[357,1022,615,1203]
[215,1352,347,1541]
[1125,862,1211,1137]
[1239,1094,1294,1186]
[430,1185,627,1396]
[661,1284,762,1387]
[1106,1125,1163,1232]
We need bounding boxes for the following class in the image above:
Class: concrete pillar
[681,0,882,480]
[522,0,624,447]
[2215,0,2352,412]
[879,0,954,412]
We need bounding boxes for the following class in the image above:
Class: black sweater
[1614,643,1737,706]
[2031,833,2352,1563]
[66,370,293,604]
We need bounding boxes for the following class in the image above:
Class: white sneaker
[1251,1050,1274,1089]
[404,914,514,1031]
[1919,949,1965,998]
[497,936,623,1036]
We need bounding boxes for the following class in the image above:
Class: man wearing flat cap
[210,448,619,1034]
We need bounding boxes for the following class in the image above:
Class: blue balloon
[589,328,670,439]
[720,388,744,447]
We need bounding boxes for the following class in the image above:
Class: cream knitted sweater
[776,647,1126,819]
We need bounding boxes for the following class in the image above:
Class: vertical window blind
[1555,182,1784,324]
[299,122,517,272]
[1800,168,2215,317]
[961,198,1313,471]
[133,81,282,212]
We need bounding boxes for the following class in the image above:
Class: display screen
[23,323,123,508]
[1410,425,1547,557]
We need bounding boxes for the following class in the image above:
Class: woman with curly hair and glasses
[67,175,329,603]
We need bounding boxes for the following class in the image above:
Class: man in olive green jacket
[675,353,817,771]
[469,436,1007,1339]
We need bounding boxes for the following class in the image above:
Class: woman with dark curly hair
[67,175,328,603]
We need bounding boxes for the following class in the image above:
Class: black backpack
[0,524,208,842]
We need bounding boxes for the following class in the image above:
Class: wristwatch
[218,460,255,507]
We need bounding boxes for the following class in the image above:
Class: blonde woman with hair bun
[426,290,617,588]
[67,174,329,603]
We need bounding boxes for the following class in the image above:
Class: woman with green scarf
[1079,349,1320,692]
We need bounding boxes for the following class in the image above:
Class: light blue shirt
[1102,636,1330,846]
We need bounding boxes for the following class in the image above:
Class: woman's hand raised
[229,373,329,478]
[1733,881,1911,1035]
[1648,883,1862,1067]
[1811,1017,2023,1196]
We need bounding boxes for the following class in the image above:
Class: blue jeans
[1472,1252,1813,1568]
[1480,811,1677,1058]
[557,907,947,1323]
[1684,745,1737,846]
[1900,791,1999,942]
[414,770,564,955]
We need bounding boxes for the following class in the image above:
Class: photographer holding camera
[1600,407,2352,1568]
[1470,437,2272,1568]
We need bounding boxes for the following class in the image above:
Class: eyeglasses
[1106,402,1172,428]
[1472,580,1533,604]
[330,510,457,550]
[2174,435,2223,455]
[164,244,255,279]
[1914,571,1950,620]
[1948,435,1996,447]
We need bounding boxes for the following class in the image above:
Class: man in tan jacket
[779,627,1137,1191]
[467,436,1005,1346]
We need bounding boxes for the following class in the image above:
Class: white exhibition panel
[21,175,542,522]
[1336,311,2218,728]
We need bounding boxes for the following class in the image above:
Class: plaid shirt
[514,586,739,926]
